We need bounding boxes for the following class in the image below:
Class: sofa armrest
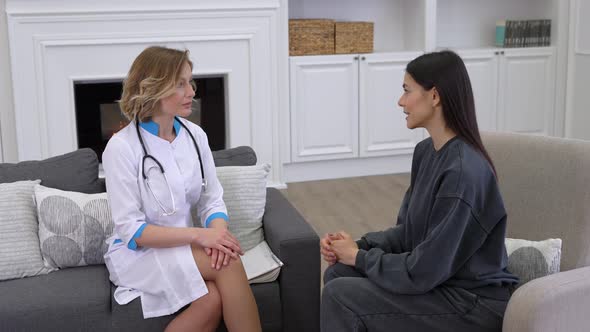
[503,266,590,332]
[97,178,106,192]
[263,188,320,332]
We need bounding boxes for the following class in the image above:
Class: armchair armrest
[263,188,320,332]
[503,266,590,332]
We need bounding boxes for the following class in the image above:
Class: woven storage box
[289,19,335,56]
[335,21,374,54]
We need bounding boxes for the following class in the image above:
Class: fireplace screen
[74,77,226,162]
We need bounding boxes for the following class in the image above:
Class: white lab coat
[102,118,227,318]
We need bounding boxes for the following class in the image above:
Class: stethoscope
[135,116,206,216]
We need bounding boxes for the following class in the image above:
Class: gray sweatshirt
[355,136,518,300]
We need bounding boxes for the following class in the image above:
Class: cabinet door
[498,48,556,135]
[289,55,359,162]
[458,49,499,132]
[359,52,423,157]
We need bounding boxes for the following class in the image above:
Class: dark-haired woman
[320,50,518,332]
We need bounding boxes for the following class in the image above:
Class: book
[495,21,506,47]
[502,19,551,48]
[241,241,284,284]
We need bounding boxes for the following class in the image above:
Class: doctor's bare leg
[191,244,262,332]
[165,281,222,332]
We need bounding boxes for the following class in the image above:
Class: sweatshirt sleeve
[355,196,488,294]
[356,186,410,253]
[192,126,228,228]
[357,225,406,253]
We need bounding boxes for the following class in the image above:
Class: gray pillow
[0,148,104,193]
[215,164,270,251]
[505,237,562,287]
[212,146,257,167]
[35,185,114,269]
[0,180,55,281]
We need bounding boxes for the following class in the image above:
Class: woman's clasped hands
[320,231,359,266]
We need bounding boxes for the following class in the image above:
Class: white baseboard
[282,154,412,183]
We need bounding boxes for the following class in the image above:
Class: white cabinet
[289,52,421,162]
[460,47,555,135]
[359,52,424,157]
[499,48,556,135]
[289,55,358,162]
[284,0,569,181]
[459,50,499,132]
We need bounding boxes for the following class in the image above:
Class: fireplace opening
[74,76,226,162]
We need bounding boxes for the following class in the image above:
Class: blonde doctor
[102,46,261,332]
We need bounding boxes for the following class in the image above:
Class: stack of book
[496,19,551,48]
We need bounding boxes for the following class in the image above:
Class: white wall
[0,0,17,162]
[566,0,590,140]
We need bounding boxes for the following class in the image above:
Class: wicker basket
[289,19,335,56]
[335,21,374,54]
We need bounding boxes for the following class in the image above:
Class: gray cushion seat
[0,266,111,331]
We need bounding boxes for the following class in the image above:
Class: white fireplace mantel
[6,0,289,187]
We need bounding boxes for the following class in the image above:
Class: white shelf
[288,50,425,61]
[436,0,557,49]
[288,0,427,52]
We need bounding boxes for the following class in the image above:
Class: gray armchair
[482,132,590,332]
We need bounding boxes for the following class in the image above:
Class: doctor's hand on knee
[205,247,236,270]
[192,227,243,259]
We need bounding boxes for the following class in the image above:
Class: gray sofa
[0,147,320,332]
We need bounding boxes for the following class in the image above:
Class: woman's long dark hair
[406,50,496,175]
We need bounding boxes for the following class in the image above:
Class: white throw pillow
[35,185,114,269]
[215,164,270,251]
[0,180,55,280]
[505,237,562,287]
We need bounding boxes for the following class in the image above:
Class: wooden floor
[279,173,411,283]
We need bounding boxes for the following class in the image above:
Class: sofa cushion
[110,280,281,332]
[35,185,114,268]
[0,148,104,193]
[506,237,562,287]
[215,164,270,251]
[0,180,55,281]
[212,146,257,167]
[0,265,111,331]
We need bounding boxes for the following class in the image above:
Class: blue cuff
[205,212,229,228]
[127,223,147,250]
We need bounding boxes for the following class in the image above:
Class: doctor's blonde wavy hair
[119,46,193,121]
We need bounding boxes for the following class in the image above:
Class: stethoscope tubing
[134,116,207,216]
[135,116,206,185]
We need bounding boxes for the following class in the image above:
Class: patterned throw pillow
[214,164,270,251]
[35,185,114,269]
[0,180,55,280]
[505,238,562,287]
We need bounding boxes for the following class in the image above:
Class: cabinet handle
[494,51,499,55]
[500,51,505,55]
[361,56,366,60]
[354,56,359,60]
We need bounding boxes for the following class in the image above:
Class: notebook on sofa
[242,241,284,284]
